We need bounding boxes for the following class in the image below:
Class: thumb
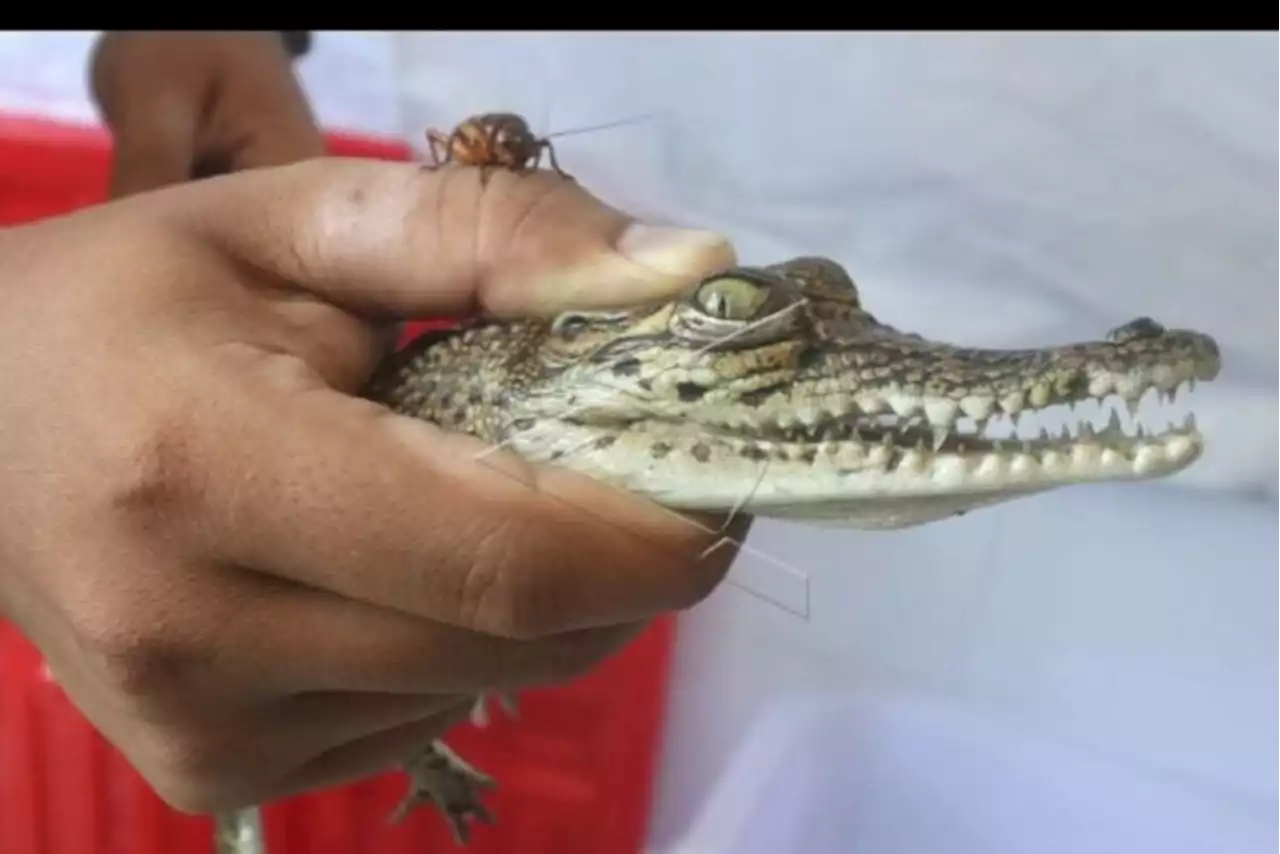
[167,157,737,319]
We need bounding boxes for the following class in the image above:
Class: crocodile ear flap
[549,310,632,340]
[582,334,668,365]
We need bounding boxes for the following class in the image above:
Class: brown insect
[423,111,652,182]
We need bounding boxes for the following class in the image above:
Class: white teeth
[857,394,887,414]
[888,394,920,418]
[924,399,959,426]
[944,379,1198,449]
[782,377,1201,459]
[1000,393,1025,415]
[961,396,995,420]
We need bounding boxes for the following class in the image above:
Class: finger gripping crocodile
[361,255,1222,841]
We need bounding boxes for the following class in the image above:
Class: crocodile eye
[693,275,771,321]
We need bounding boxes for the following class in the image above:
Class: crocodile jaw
[505,403,1203,529]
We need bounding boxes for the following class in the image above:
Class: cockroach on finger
[422,111,653,183]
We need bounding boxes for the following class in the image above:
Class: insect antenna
[542,112,658,140]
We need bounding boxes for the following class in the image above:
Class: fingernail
[616,223,736,277]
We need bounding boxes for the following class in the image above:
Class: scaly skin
[359,255,1221,841]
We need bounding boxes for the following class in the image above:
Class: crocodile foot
[388,739,497,845]
[469,692,520,728]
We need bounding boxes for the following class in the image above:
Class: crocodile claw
[469,692,520,728]
[389,739,497,845]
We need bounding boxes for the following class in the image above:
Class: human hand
[90,31,324,197]
[0,160,744,812]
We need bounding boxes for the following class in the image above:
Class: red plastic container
[0,113,676,854]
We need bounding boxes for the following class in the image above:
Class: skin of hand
[90,31,326,197]
[0,158,748,813]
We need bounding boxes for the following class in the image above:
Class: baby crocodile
[361,255,1221,842]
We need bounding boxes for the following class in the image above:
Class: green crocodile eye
[694,275,771,321]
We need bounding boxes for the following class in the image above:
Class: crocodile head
[370,256,1221,529]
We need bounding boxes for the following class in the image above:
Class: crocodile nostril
[1106,317,1166,344]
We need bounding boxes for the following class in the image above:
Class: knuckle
[93,404,196,523]
[75,614,202,704]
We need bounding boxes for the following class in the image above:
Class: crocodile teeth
[1000,392,1025,415]
[797,406,822,427]
[924,399,959,427]
[960,396,995,420]
[713,371,1204,455]
[888,394,920,418]
[856,394,887,414]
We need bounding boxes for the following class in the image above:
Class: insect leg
[424,129,454,170]
[540,140,575,182]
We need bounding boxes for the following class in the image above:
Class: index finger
[101,89,201,198]
[189,359,742,639]
[206,44,325,173]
